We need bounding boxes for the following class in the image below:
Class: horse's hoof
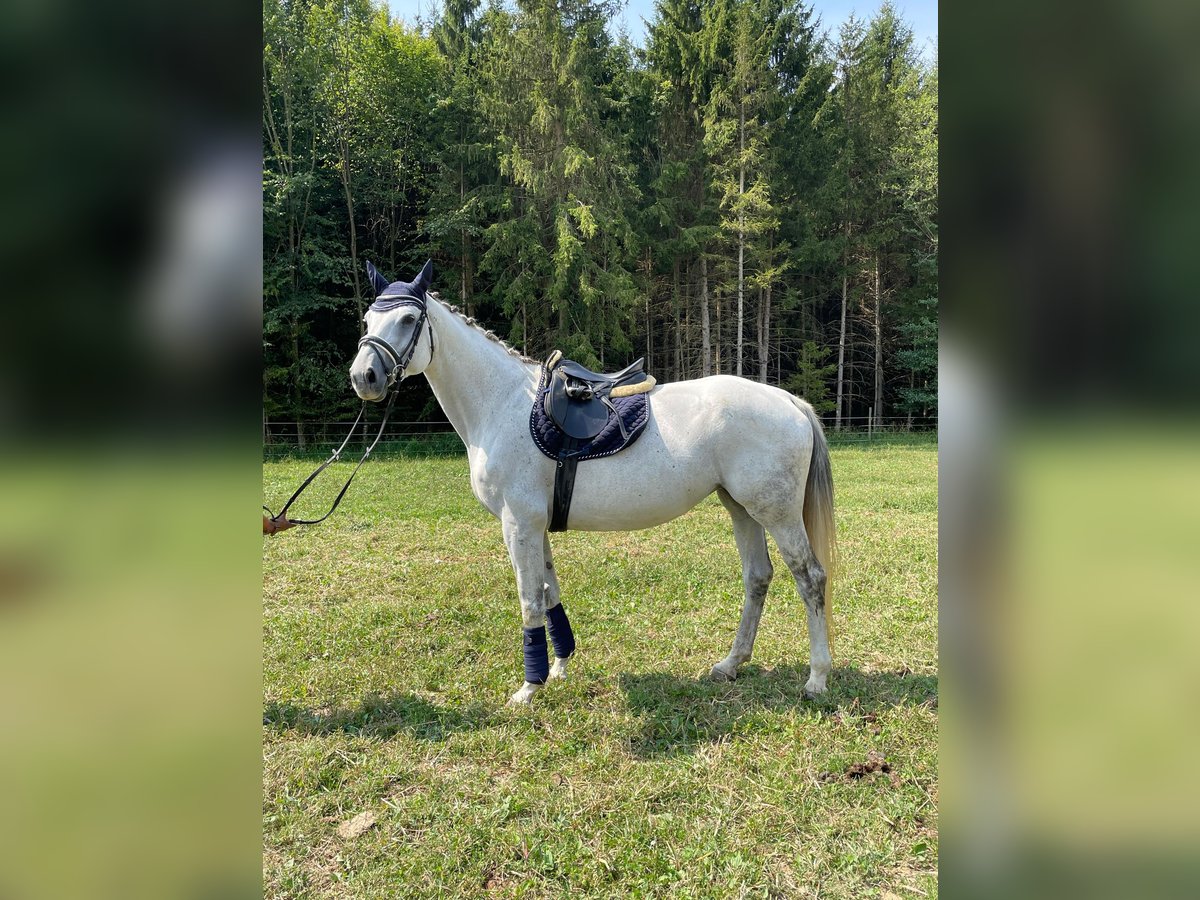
[803,678,827,698]
[548,657,570,680]
[507,682,541,706]
[709,663,738,682]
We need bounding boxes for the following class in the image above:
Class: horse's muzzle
[349,348,388,401]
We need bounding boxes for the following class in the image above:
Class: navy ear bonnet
[367,259,433,311]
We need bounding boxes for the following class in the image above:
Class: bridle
[357,293,433,389]
[263,293,434,529]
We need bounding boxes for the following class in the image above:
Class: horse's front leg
[543,533,576,681]
[502,509,550,706]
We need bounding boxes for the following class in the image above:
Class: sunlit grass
[263,438,937,898]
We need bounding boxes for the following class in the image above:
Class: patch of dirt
[337,810,377,839]
[826,708,881,734]
[483,868,513,892]
[820,750,901,787]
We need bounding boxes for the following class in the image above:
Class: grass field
[263,437,938,898]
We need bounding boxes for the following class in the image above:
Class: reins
[263,294,432,531]
[262,389,399,527]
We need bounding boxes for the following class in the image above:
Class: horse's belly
[560,438,719,531]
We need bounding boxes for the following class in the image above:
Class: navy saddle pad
[530,365,650,461]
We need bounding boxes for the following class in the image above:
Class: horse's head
[350,259,435,401]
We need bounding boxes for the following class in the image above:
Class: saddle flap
[544,382,610,440]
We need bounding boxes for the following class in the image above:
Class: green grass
[263,438,938,898]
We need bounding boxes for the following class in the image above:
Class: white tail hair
[792,397,837,649]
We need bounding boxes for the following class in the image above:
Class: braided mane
[429,291,537,364]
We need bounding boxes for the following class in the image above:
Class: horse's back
[559,374,814,531]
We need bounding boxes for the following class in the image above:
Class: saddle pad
[530,366,650,461]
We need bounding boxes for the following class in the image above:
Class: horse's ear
[365,260,390,298]
[414,258,433,293]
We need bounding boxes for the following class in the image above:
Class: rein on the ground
[262,388,400,528]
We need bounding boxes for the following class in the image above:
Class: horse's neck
[422,300,536,449]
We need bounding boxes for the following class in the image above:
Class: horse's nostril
[365,368,377,385]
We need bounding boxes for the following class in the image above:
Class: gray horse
[350,263,836,706]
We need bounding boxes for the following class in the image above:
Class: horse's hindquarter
[565,376,814,531]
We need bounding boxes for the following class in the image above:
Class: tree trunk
[340,138,363,330]
[460,161,474,317]
[290,320,305,451]
[700,254,712,376]
[646,293,652,372]
[736,103,745,378]
[835,267,848,431]
[715,294,722,374]
[672,258,682,381]
[684,259,692,379]
[907,369,915,430]
[662,311,669,380]
[389,207,397,270]
[759,281,770,383]
[873,253,883,428]
[461,251,471,315]
[755,285,763,381]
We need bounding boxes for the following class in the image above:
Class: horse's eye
[401,314,415,325]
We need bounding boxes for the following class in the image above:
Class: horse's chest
[466,444,549,517]
[466,448,507,514]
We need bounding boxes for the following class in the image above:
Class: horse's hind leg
[765,521,831,696]
[711,489,774,682]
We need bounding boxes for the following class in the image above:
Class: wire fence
[263,415,937,459]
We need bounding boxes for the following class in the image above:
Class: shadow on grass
[264,692,494,742]
[619,664,937,758]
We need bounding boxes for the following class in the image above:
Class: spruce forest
[263,0,937,440]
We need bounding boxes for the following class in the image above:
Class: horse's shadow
[263,692,494,742]
[618,665,937,758]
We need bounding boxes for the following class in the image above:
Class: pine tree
[857,2,923,427]
[264,0,348,444]
[426,0,499,317]
[646,0,724,377]
[263,0,440,434]
[703,0,783,378]
[822,14,867,428]
[893,50,938,423]
[478,0,641,366]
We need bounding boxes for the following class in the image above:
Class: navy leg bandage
[523,625,550,685]
[546,603,576,660]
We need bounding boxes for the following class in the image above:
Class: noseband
[263,294,434,529]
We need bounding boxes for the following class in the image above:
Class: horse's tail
[792,396,837,645]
